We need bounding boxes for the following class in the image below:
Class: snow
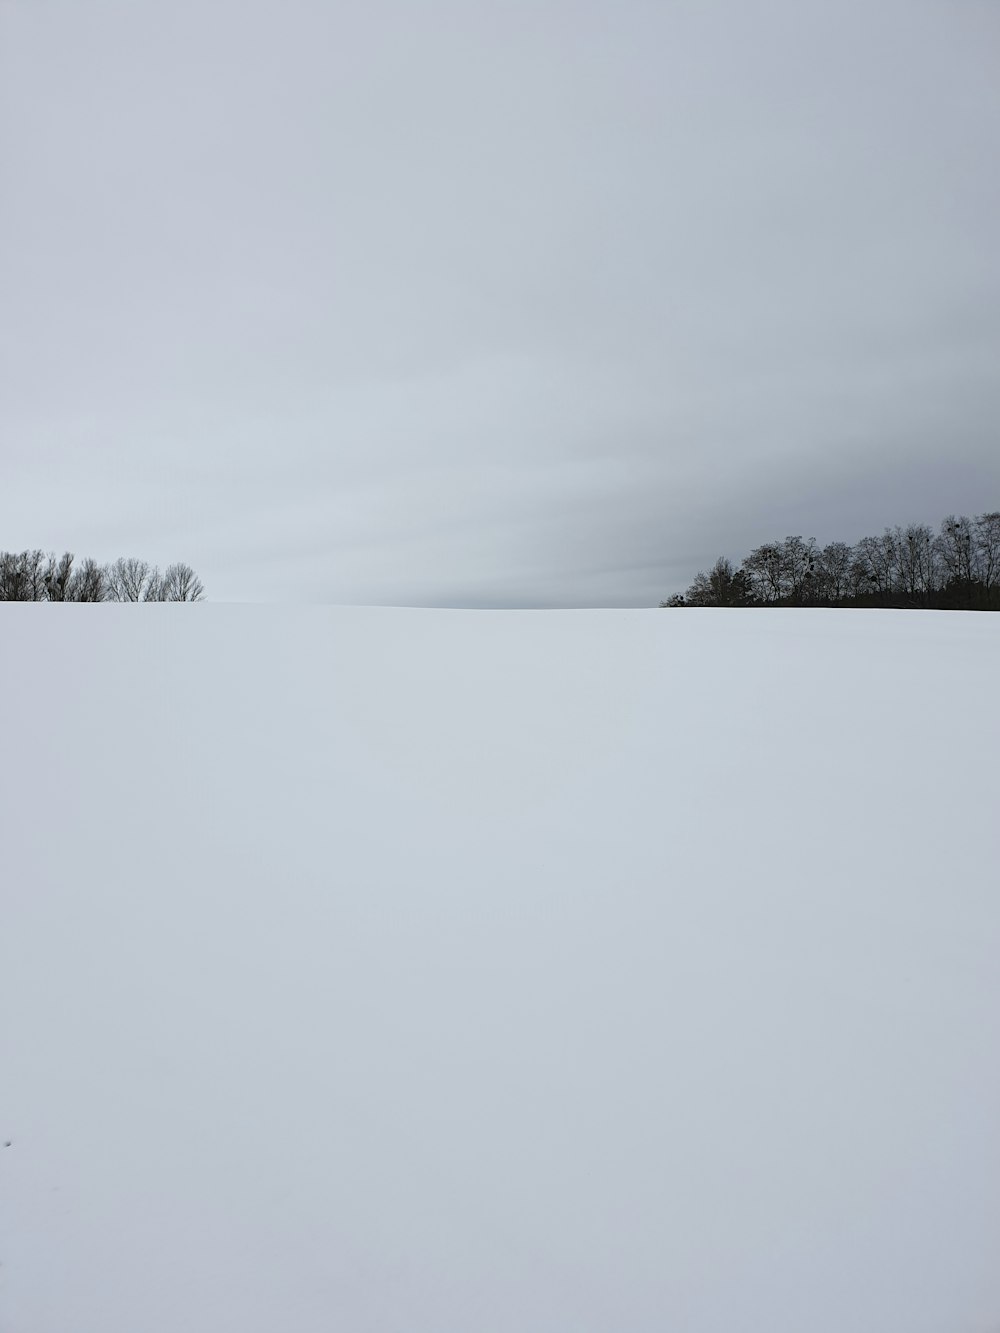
[1,606,998,1333]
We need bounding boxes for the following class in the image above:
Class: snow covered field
[1,606,998,1333]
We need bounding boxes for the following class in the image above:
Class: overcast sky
[2,0,998,605]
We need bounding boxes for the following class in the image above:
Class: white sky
[2,0,999,604]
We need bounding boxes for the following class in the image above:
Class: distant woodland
[663,511,1000,611]
[0,550,204,602]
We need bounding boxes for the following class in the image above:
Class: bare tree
[936,515,975,586]
[855,531,898,602]
[159,563,205,602]
[972,512,1000,596]
[660,508,1000,610]
[844,551,869,599]
[67,557,108,602]
[668,557,752,607]
[0,550,47,601]
[781,536,818,603]
[898,524,939,605]
[24,550,48,601]
[742,543,784,603]
[738,538,817,603]
[683,571,712,605]
[1,549,204,603]
[0,551,26,600]
[44,552,75,602]
[816,542,853,601]
[104,557,162,602]
[710,557,752,606]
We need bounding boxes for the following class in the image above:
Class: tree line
[0,550,205,602]
[662,511,1000,611]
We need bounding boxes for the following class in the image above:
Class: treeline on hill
[0,550,204,602]
[663,511,1000,610]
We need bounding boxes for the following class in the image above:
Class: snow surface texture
[1,607,998,1333]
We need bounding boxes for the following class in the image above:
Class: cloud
[2,0,998,603]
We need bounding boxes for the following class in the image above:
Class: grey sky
[2,0,998,605]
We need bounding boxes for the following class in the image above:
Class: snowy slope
[1,606,998,1333]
